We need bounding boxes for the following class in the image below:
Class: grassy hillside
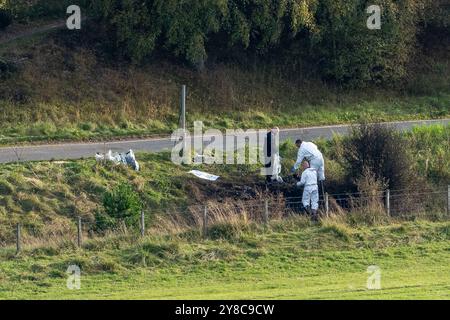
[1,219,449,299]
[0,124,448,245]
[0,25,448,144]
[0,150,263,244]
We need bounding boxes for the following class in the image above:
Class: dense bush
[1,1,448,84]
[0,58,17,80]
[0,8,12,29]
[343,123,419,191]
[89,0,449,85]
[90,0,317,68]
[97,183,142,230]
[309,0,423,85]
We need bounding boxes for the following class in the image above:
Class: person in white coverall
[297,161,319,218]
[290,139,325,181]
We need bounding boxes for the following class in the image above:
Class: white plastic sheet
[189,170,219,181]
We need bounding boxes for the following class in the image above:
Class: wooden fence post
[16,223,21,254]
[447,185,450,215]
[264,199,269,223]
[77,217,82,248]
[140,210,145,237]
[325,193,329,217]
[385,189,391,216]
[203,206,208,238]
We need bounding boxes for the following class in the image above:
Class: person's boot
[304,206,311,216]
[311,209,319,221]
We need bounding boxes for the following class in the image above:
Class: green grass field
[1,219,449,299]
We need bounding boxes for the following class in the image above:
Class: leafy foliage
[98,183,142,229]
[310,0,421,85]
[2,0,448,84]
[90,0,319,67]
[343,123,419,191]
[0,8,12,29]
[88,0,448,85]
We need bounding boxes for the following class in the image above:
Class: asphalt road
[0,119,448,164]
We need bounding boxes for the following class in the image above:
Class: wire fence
[4,186,450,253]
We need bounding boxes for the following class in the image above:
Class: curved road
[0,119,448,164]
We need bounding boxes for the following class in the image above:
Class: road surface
[0,119,448,164]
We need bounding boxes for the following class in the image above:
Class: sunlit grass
[0,220,448,299]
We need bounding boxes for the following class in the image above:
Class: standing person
[297,161,319,220]
[264,127,282,183]
[291,139,325,182]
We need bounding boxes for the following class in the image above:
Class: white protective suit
[294,142,325,181]
[271,153,283,183]
[297,168,319,210]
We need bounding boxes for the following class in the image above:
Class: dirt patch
[184,174,300,205]
[0,20,66,45]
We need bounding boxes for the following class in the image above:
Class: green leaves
[90,0,447,85]
[100,183,142,229]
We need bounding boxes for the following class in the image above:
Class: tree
[97,183,142,230]
[344,123,418,191]
[0,8,12,29]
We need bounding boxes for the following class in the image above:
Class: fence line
[7,186,449,252]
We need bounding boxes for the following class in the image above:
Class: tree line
[2,0,449,86]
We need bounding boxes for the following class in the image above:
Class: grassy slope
[0,151,262,243]
[0,124,448,244]
[0,27,449,144]
[1,219,449,299]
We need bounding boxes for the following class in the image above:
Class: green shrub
[88,0,447,85]
[98,183,142,230]
[0,179,14,195]
[343,123,419,191]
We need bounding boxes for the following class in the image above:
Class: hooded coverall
[297,168,319,210]
[293,141,325,181]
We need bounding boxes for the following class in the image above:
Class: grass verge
[0,219,448,299]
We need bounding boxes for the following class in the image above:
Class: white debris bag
[189,170,219,181]
[125,149,140,171]
[96,149,140,171]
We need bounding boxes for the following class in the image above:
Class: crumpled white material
[96,149,140,171]
[189,170,219,181]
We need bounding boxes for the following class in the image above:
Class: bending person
[297,161,319,220]
[291,139,325,182]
